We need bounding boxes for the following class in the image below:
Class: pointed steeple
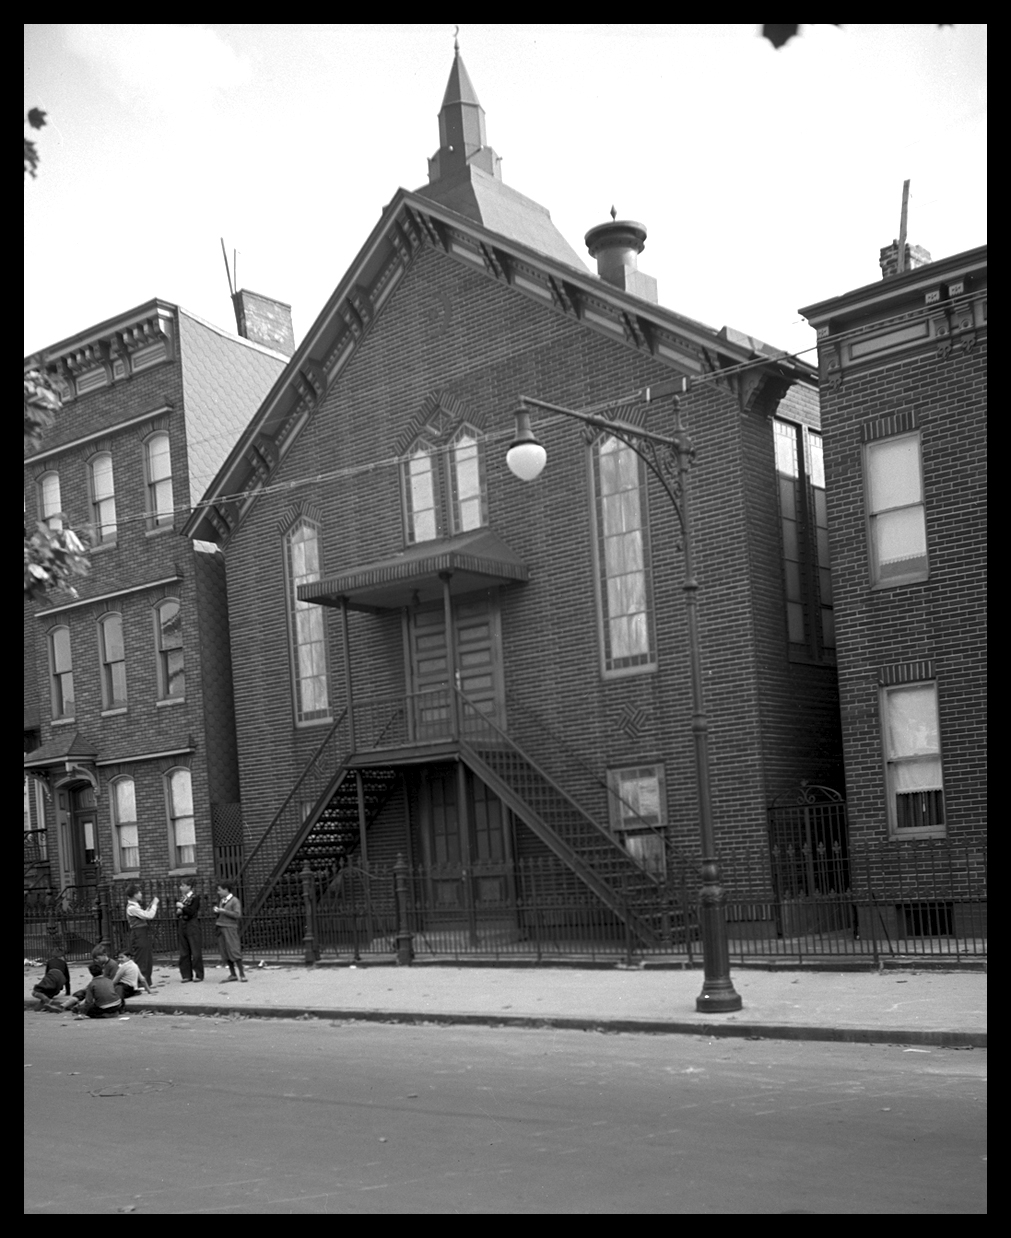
[417,47,588,272]
[428,44,501,183]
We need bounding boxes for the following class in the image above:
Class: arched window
[38,471,63,531]
[48,625,75,719]
[591,435,656,675]
[98,612,127,710]
[144,432,174,528]
[286,521,330,723]
[111,776,139,872]
[403,440,439,543]
[401,423,487,544]
[154,599,185,700]
[165,767,196,867]
[88,452,117,543]
[449,426,486,533]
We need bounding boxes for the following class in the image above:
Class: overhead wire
[31,285,985,538]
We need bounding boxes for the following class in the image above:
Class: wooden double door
[415,764,515,915]
[406,592,504,740]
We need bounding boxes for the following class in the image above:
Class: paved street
[24,1013,986,1213]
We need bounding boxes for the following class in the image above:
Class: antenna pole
[220,238,235,298]
[896,179,910,274]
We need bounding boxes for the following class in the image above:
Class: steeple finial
[610,205,617,221]
[427,44,501,184]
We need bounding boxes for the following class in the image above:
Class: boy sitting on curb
[111,950,152,1005]
[75,963,124,1018]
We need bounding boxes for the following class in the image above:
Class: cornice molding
[187,191,809,546]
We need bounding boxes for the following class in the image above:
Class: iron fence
[25,842,986,965]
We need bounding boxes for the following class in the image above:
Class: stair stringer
[460,743,660,947]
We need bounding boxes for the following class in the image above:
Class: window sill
[871,573,930,591]
[889,828,947,841]
[295,715,333,728]
[111,872,141,881]
[101,707,128,717]
[145,524,175,537]
[601,663,658,682]
[168,866,199,877]
[90,540,118,555]
[156,696,186,708]
[51,717,76,727]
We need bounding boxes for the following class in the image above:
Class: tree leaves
[24,521,90,602]
[761,24,953,50]
[24,108,47,179]
[24,374,91,600]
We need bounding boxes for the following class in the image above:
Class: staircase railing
[236,707,351,900]
[454,692,665,944]
[502,691,689,877]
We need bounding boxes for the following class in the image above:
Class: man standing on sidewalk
[214,882,246,983]
[175,877,204,983]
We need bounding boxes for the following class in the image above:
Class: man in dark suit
[175,877,204,982]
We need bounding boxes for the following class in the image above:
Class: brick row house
[24,298,289,905]
[183,50,842,949]
[799,244,987,941]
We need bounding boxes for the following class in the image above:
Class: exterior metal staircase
[236,708,398,923]
[456,696,669,946]
[237,689,683,948]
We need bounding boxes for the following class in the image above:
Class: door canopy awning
[299,527,530,612]
[24,730,99,770]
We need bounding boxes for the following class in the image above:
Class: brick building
[799,244,987,937]
[24,297,289,898]
[186,50,841,945]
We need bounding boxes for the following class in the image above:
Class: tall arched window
[591,434,656,675]
[88,452,117,543]
[98,612,127,710]
[38,471,63,531]
[286,521,330,723]
[48,625,75,719]
[166,767,196,867]
[144,432,174,528]
[154,599,185,700]
[111,776,139,872]
[449,426,486,533]
[401,423,487,544]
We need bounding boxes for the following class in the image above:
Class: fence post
[394,854,415,966]
[301,863,319,966]
[97,877,114,950]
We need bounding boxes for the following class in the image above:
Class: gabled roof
[186,188,812,545]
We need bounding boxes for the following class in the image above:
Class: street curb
[25,1000,985,1049]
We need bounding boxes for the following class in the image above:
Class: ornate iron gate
[767,784,850,898]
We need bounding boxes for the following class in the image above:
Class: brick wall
[25,356,225,886]
[224,244,839,880]
[819,341,987,849]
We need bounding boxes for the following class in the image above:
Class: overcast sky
[24,24,986,362]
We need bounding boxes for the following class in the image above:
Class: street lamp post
[506,378,743,1013]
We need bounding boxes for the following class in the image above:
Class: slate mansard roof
[25,299,289,514]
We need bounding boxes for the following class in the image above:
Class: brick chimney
[584,211,658,304]
[232,289,295,357]
[879,240,932,280]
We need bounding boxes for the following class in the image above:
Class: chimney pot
[584,216,658,304]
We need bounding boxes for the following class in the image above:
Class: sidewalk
[24,959,986,1047]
